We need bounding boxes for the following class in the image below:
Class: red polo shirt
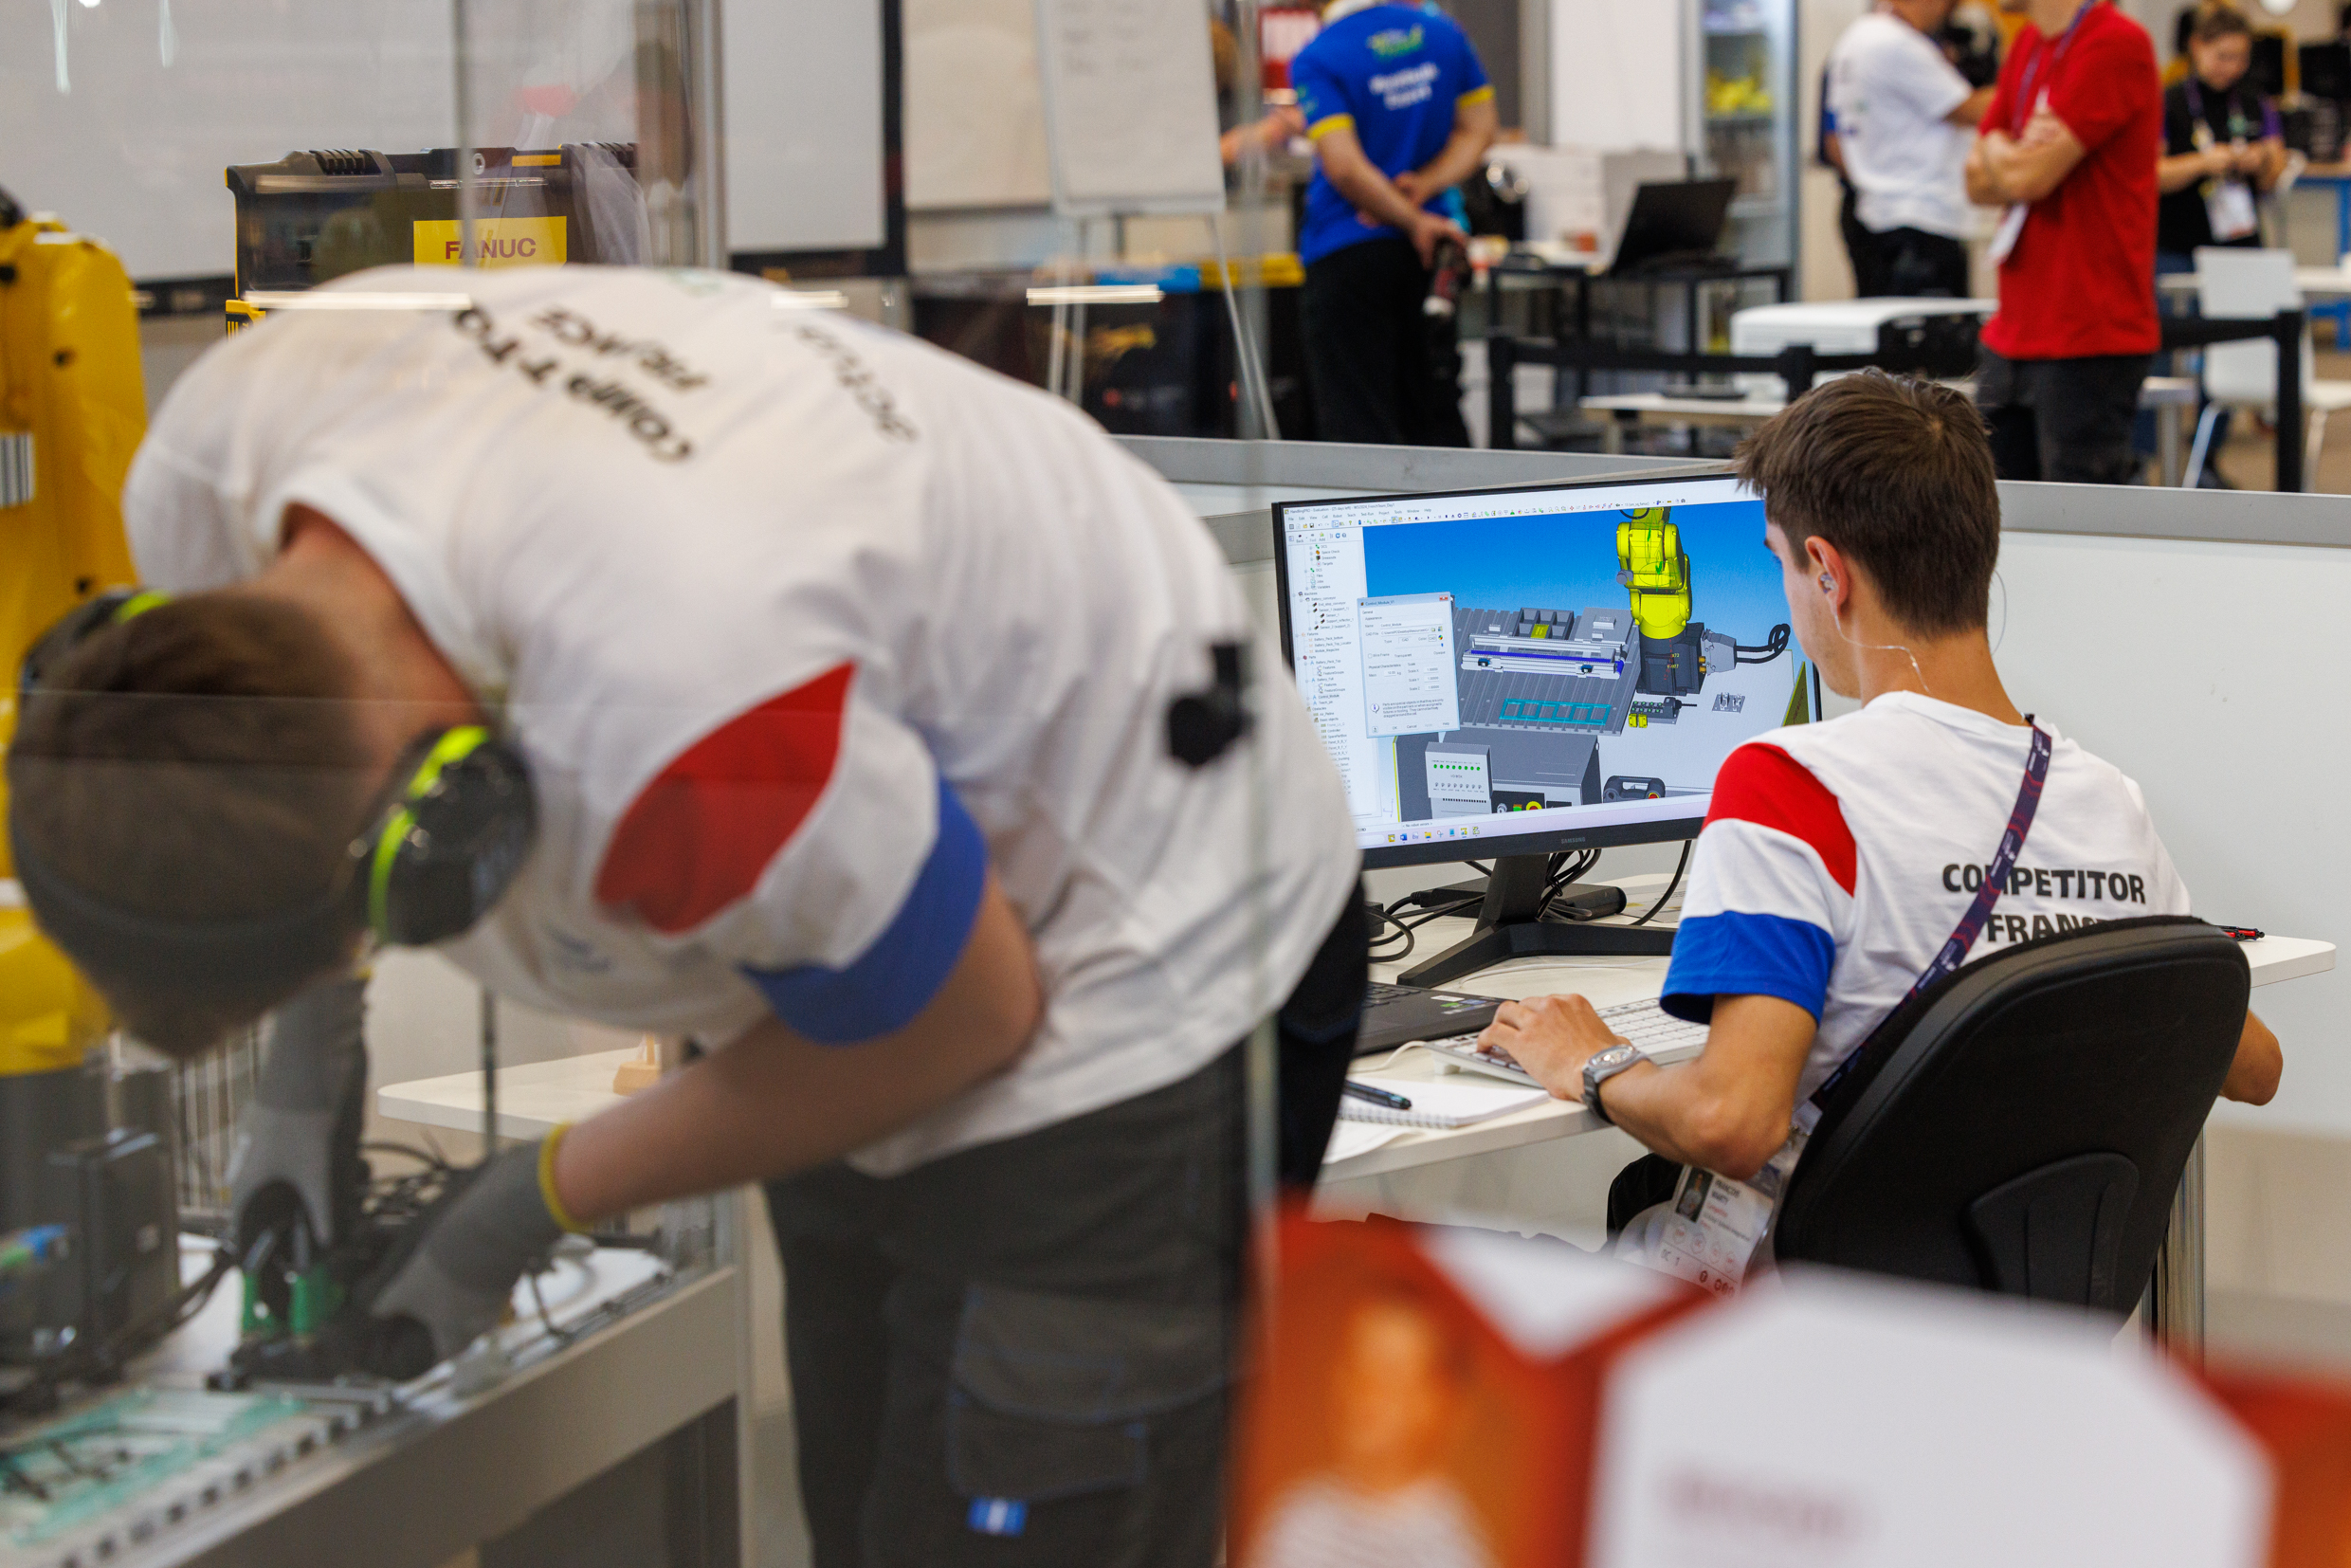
[1979,2,2161,361]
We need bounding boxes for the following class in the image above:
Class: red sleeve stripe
[1704,742,1857,896]
[593,663,854,934]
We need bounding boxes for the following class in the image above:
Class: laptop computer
[1605,177,1740,277]
[1357,980,1505,1056]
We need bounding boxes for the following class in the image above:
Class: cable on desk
[1352,1040,1437,1074]
[1629,841,1691,928]
[1371,848,1617,964]
[1369,884,1489,965]
[526,1266,574,1351]
[0,1243,237,1421]
[362,1141,453,1174]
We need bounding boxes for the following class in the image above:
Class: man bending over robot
[8,265,1364,1568]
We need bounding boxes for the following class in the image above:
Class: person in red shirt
[1964,0,2162,483]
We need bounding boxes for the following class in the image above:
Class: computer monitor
[1274,469,1822,986]
[2251,34,2288,100]
[2303,41,2351,103]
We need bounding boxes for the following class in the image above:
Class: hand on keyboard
[1475,994,1636,1098]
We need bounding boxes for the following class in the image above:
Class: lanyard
[2183,77,2254,143]
[1808,723,2054,1111]
[2011,1,2098,135]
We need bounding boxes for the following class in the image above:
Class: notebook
[1337,1077,1552,1129]
[1324,1122,1411,1163]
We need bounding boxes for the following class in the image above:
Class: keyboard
[1416,998,1710,1089]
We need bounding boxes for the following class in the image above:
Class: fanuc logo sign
[413,216,569,268]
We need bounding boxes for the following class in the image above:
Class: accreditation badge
[2205,179,2258,243]
[1643,1127,1810,1297]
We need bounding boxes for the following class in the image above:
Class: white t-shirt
[123,264,1360,1175]
[1828,9,1975,241]
[1662,693,2190,1100]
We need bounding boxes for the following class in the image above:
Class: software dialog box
[1358,593,1461,738]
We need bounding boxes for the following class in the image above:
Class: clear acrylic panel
[4,0,1338,1558]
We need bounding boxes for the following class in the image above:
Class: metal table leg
[2160,398,2185,488]
[2149,1129,2207,1358]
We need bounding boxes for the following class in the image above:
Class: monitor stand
[1396,852,1676,991]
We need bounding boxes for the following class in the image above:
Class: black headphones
[10,589,538,993]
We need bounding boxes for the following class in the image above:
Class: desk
[1581,376,2204,485]
[2158,265,2351,344]
[2156,266,2351,301]
[379,914,2329,1352]
[2307,169,2351,342]
[2287,162,2351,274]
[1482,258,1795,404]
[18,1234,751,1567]
[1328,897,2330,1345]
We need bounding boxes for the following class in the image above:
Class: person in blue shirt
[1291,0,1497,446]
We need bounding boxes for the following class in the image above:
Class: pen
[1343,1080,1412,1111]
[2215,924,2264,942]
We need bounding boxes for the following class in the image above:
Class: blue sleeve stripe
[1659,909,1835,1025]
[740,775,989,1046]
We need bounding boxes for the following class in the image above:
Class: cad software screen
[1277,475,1813,854]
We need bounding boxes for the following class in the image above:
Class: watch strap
[1582,1045,1645,1125]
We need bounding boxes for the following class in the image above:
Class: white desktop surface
[1331,919,2332,1181]
[376,918,2330,1177]
[1581,375,2199,424]
[2158,268,2351,299]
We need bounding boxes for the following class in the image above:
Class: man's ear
[1805,537,1852,601]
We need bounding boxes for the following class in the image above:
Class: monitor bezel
[1268,466,1823,872]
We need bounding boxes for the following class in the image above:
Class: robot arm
[1615,508,1692,643]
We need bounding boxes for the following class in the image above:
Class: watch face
[1594,1045,1638,1071]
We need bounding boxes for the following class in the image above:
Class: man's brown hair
[2189,2,2254,45]
[8,595,377,1057]
[1733,370,2001,635]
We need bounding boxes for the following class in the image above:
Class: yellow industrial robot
[1615,506,1691,643]
[0,188,145,1074]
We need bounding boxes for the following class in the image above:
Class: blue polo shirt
[1292,4,1492,265]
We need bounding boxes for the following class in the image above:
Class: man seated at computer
[1473,371,2281,1281]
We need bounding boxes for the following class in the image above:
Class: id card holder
[1645,1126,1810,1297]
[1987,203,2028,266]
[2206,179,2258,242]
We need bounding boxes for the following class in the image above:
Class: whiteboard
[2,0,456,280]
[723,0,886,253]
[2,0,891,280]
[905,0,1052,210]
[1548,0,1687,155]
[1032,0,1224,217]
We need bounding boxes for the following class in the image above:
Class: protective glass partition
[1,8,1301,1566]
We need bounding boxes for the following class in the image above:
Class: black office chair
[1775,916,2249,1317]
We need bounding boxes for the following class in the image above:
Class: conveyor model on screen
[1402,507,1790,822]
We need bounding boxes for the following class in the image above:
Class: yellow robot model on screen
[1615,506,1692,643]
[0,190,144,1070]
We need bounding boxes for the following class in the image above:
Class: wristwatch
[1581,1042,1647,1125]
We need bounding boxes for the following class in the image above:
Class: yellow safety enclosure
[0,190,144,1072]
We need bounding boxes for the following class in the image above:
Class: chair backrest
[2196,245,2313,406]
[1775,918,2248,1317]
